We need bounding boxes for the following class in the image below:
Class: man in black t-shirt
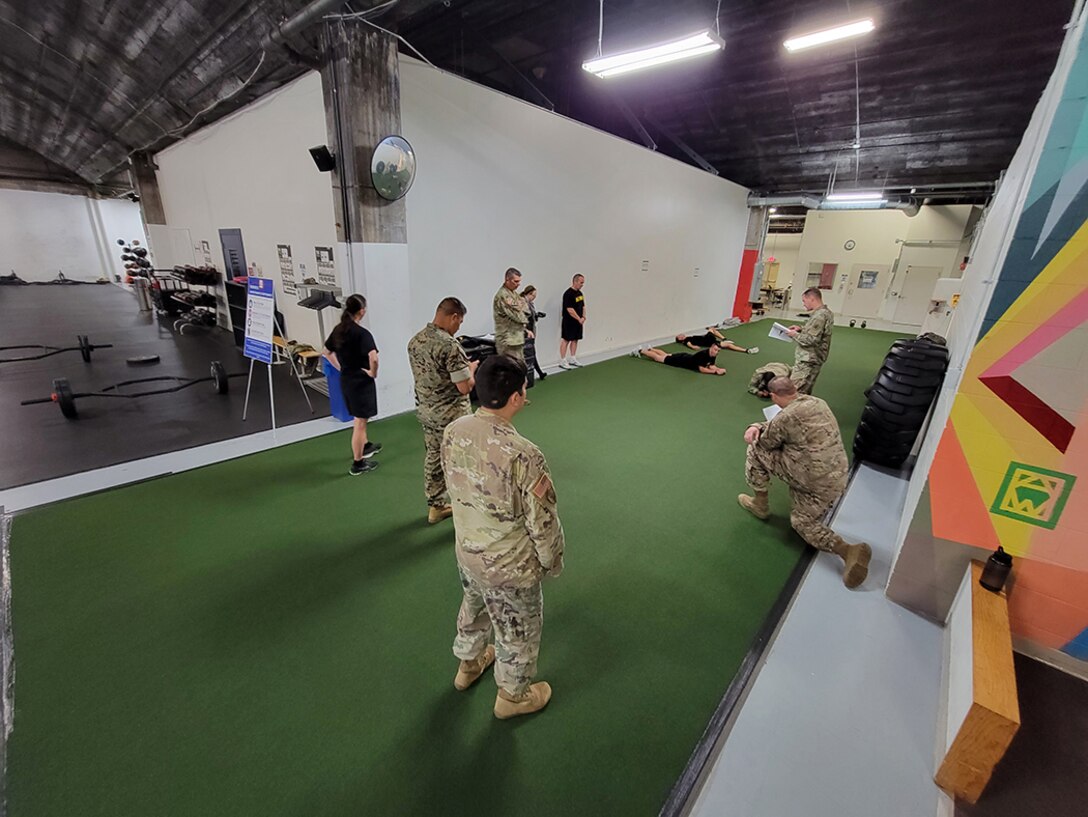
[632,343,727,375]
[559,274,586,369]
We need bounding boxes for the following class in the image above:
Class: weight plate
[52,377,78,419]
[78,334,91,362]
[211,361,228,394]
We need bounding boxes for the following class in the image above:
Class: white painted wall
[789,205,974,319]
[400,60,749,359]
[94,198,150,282]
[0,189,144,282]
[155,73,338,343]
[154,62,750,416]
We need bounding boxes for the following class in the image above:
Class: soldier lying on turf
[748,362,792,397]
[632,343,727,375]
[675,328,758,355]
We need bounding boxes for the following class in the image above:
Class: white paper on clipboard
[763,404,782,422]
[769,322,793,342]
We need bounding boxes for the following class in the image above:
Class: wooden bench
[935,560,1020,804]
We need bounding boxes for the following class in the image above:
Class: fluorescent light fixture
[784,19,874,52]
[768,214,804,219]
[821,199,888,210]
[583,31,724,78]
[826,191,885,202]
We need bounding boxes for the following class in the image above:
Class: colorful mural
[923,31,1088,660]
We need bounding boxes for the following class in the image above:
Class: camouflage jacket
[493,286,528,347]
[442,410,565,588]
[408,322,472,426]
[795,305,834,365]
[756,394,847,496]
[748,362,792,395]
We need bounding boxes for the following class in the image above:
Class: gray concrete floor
[688,463,945,817]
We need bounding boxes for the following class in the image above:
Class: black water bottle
[979,546,1013,592]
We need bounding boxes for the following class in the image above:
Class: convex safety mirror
[371,135,416,201]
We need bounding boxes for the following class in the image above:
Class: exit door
[219,228,247,280]
[842,264,889,319]
[893,265,943,325]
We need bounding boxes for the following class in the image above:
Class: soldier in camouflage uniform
[748,362,792,396]
[408,297,478,525]
[442,354,564,719]
[788,287,834,394]
[737,376,872,589]
[493,267,530,362]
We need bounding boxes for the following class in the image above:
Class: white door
[764,261,780,287]
[842,264,889,318]
[893,265,943,325]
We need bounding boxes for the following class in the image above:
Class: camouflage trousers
[791,360,822,395]
[496,342,525,364]
[745,444,840,552]
[453,567,543,696]
[420,419,456,508]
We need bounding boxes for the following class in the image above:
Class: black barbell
[0,335,113,364]
[21,361,239,420]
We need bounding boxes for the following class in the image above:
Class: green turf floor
[7,320,906,817]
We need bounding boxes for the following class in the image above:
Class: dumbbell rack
[149,267,221,333]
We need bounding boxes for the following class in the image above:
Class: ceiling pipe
[883,198,920,216]
[260,0,352,50]
[746,193,822,209]
[883,181,995,191]
[746,192,920,216]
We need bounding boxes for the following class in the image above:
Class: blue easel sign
[243,277,275,364]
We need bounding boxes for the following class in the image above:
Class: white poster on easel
[243,277,275,364]
[241,278,314,434]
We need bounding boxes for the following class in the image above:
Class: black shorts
[663,354,701,371]
[340,372,377,419]
[562,319,583,341]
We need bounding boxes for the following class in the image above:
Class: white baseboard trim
[0,416,351,514]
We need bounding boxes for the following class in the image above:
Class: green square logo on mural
[991,462,1077,530]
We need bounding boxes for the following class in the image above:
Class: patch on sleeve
[532,473,553,499]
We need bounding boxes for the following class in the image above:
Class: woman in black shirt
[322,294,382,475]
[521,284,547,384]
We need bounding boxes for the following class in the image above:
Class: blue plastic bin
[322,358,353,422]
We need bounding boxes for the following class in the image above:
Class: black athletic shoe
[363,441,383,458]
[350,459,380,476]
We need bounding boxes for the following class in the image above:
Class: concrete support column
[128,151,166,226]
[731,206,770,321]
[319,20,413,416]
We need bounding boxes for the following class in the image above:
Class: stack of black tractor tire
[853,337,950,469]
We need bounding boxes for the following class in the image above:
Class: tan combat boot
[428,505,453,524]
[494,681,552,719]
[831,538,872,589]
[453,645,495,691]
[737,491,770,520]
